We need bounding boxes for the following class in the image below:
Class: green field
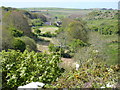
[39,26,58,33]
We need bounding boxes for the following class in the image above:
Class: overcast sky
[1,0,119,9]
[1,0,119,2]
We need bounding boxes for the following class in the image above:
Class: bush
[34,29,41,36]
[10,28,23,37]
[47,61,119,88]
[42,32,54,37]
[0,50,63,89]
[34,29,41,34]
[48,43,65,56]
[20,36,37,51]
[32,19,44,26]
[12,38,26,52]
[48,43,60,52]
[68,39,87,53]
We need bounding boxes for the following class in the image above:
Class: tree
[31,13,47,22]
[3,10,32,37]
[32,19,44,26]
[66,20,88,43]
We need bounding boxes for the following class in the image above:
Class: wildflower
[106,83,114,88]
[101,86,105,88]
[74,74,79,78]
[76,63,80,71]
[93,50,99,53]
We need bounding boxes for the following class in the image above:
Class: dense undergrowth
[0,50,64,89]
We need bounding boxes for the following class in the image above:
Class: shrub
[47,61,119,88]
[34,29,41,36]
[12,38,26,52]
[20,36,37,51]
[42,32,53,37]
[68,39,87,53]
[48,43,65,56]
[48,43,60,52]
[0,49,63,89]
[32,19,44,26]
[10,27,23,37]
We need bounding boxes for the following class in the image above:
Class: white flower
[106,83,114,88]
[101,86,105,88]
[93,50,99,53]
[76,63,80,71]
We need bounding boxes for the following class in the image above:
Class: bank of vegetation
[0,6,119,89]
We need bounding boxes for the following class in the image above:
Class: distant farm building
[44,22,52,25]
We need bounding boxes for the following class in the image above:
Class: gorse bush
[0,49,63,89]
[47,61,119,88]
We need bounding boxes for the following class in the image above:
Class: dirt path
[60,58,76,70]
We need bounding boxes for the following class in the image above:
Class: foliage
[86,10,118,20]
[46,61,119,88]
[10,27,23,37]
[0,49,63,89]
[57,18,88,48]
[2,26,14,50]
[32,19,44,26]
[68,39,87,53]
[87,10,118,35]
[20,36,37,51]
[2,7,38,51]
[3,10,32,37]
[48,43,65,56]
[34,28,41,36]
[2,6,17,11]
[31,13,47,22]
[42,32,56,37]
[12,38,26,52]
[48,43,61,52]
[66,20,88,42]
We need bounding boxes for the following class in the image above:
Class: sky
[0,0,119,9]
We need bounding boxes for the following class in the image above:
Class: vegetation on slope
[1,6,119,89]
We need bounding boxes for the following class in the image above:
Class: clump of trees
[89,23,118,35]
[31,13,47,22]
[55,18,89,57]
[20,36,37,52]
[32,19,44,27]
[2,7,37,51]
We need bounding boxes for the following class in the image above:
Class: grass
[103,35,118,65]
[105,42,118,65]
[39,26,59,34]
[36,26,59,52]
